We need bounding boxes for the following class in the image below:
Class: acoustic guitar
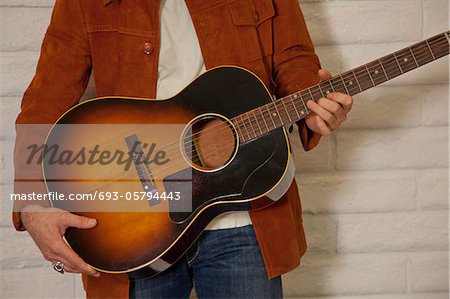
[42,31,449,279]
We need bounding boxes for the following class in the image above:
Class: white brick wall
[0,0,448,298]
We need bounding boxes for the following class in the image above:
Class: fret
[328,76,346,94]
[297,90,308,103]
[320,80,333,96]
[291,94,301,119]
[354,66,373,91]
[233,120,243,140]
[340,71,359,95]
[364,64,376,86]
[273,102,286,125]
[288,98,299,121]
[263,105,276,131]
[303,87,318,103]
[366,60,388,85]
[289,96,303,119]
[428,34,446,57]
[381,55,402,78]
[235,115,244,140]
[431,35,450,58]
[329,80,336,92]
[425,39,437,60]
[311,87,323,101]
[252,110,263,135]
[408,47,419,67]
[304,103,310,114]
[378,58,390,80]
[245,113,257,139]
[306,88,315,101]
[235,116,246,142]
[270,103,284,127]
[238,115,251,142]
[317,83,326,98]
[302,96,310,114]
[298,92,310,115]
[299,88,313,116]
[280,99,292,123]
[285,99,297,123]
[395,49,417,72]
[411,42,434,66]
[392,52,404,74]
[337,75,350,94]
[265,104,276,129]
[259,106,270,132]
[351,69,363,92]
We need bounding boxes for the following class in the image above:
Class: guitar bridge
[125,134,160,206]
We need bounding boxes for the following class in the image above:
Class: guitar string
[118,37,450,179]
[170,35,449,150]
[138,36,449,159]
[90,42,448,183]
[73,36,448,182]
[137,34,449,162]
[235,37,449,140]
[279,40,449,115]
[242,36,449,130]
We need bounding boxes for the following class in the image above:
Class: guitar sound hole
[182,115,237,172]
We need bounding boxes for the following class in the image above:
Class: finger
[316,97,347,123]
[49,252,98,276]
[52,239,99,277]
[327,92,353,112]
[307,100,339,130]
[314,115,331,136]
[62,265,79,273]
[61,213,97,230]
[49,257,80,274]
[64,267,80,273]
[318,69,332,81]
[45,251,81,274]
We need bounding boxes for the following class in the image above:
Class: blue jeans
[130,225,282,299]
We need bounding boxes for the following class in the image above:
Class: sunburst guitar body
[43,66,289,279]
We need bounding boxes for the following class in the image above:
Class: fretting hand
[304,69,353,135]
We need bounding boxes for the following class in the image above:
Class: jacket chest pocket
[86,25,157,96]
[117,30,156,66]
[229,0,275,61]
[87,24,156,62]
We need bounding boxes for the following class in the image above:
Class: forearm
[272,0,322,150]
[13,0,92,230]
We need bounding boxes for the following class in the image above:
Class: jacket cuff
[12,211,26,231]
[12,192,52,232]
[297,119,321,151]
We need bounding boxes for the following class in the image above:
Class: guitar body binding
[43,66,290,278]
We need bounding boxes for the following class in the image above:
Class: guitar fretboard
[233,31,450,143]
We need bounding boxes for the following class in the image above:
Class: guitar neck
[234,31,450,143]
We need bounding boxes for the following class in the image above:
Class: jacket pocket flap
[229,0,275,26]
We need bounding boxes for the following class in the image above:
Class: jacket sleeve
[272,0,321,151]
[13,0,92,230]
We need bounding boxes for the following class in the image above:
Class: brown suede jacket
[13,0,321,297]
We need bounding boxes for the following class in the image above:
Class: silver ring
[52,261,65,274]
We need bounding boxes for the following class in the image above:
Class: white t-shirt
[156,0,295,230]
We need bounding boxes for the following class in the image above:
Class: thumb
[64,213,97,229]
[318,69,332,81]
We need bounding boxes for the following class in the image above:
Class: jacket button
[144,42,153,55]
